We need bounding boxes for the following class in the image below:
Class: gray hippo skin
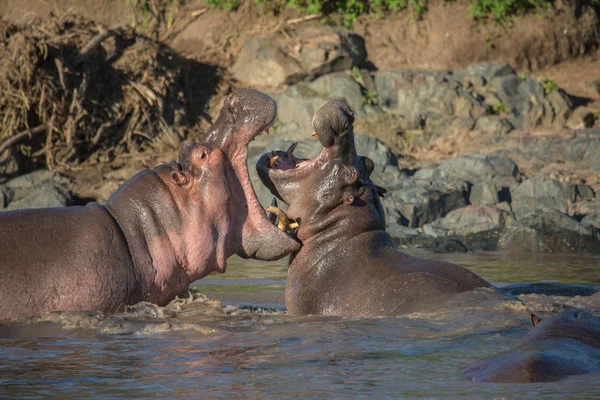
[256,99,491,316]
[462,309,600,383]
[0,89,299,321]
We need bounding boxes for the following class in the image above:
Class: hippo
[256,99,491,316]
[0,89,299,321]
[462,309,600,383]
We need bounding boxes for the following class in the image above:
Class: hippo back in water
[462,309,600,383]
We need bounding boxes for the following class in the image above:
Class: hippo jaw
[257,99,386,242]
[196,89,301,261]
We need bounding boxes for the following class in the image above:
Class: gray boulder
[2,170,72,211]
[429,153,520,188]
[231,36,304,88]
[382,179,468,229]
[511,177,575,218]
[422,205,508,237]
[232,27,366,88]
[498,209,599,253]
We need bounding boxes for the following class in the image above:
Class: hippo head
[182,89,301,261]
[527,309,600,347]
[256,99,386,244]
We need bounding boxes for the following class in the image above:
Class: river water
[1,250,600,399]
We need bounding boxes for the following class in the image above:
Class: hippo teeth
[266,205,299,232]
[268,152,279,168]
[286,142,298,157]
[311,131,317,137]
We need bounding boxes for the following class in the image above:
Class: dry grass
[0,12,218,172]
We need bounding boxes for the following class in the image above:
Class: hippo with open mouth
[462,309,600,382]
[0,89,299,321]
[256,99,490,316]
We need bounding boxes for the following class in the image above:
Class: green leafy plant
[540,77,559,95]
[593,109,600,121]
[491,102,509,115]
[350,66,364,85]
[362,89,378,105]
[518,71,528,80]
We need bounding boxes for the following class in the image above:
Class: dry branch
[0,125,47,156]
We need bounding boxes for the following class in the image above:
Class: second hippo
[257,99,491,316]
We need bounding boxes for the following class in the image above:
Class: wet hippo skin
[257,99,491,316]
[462,309,600,383]
[0,89,299,321]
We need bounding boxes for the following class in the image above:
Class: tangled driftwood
[0,12,218,174]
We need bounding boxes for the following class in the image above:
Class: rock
[431,153,520,188]
[422,205,507,237]
[382,179,468,229]
[489,75,573,129]
[294,26,367,80]
[373,70,486,132]
[565,107,597,130]
[3,170,72,210]
[454,64,516,84]
[473,116,514,135]
[308,72,364,114]
[434,239,468,253]
[392,228,502,252]
[581,213,600,230]
[232,27,367,88]
[511,177,575,218]
[498,209,599,253]
[231,36,303,88]
[470,182,499,206]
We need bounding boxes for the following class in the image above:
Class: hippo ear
[170,170,191,188]
[530,314,543,327]
[359,156,375,178]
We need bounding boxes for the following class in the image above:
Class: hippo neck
[291,202,388,271]
[105,171,190,306]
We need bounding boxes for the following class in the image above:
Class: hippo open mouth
[194,89,301,261]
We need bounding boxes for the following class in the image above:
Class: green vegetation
[362,89,378,105]
[540,77,559,95]
[593,109,600,121]
[350,66,364,85]
[125,0,186,36]
[206,0,241,10]
[491,102,509,115]
[468,0,553,25]
[518,71,529,80]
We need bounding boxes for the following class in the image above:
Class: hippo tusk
[265,206,299,231]
[311,131,317,137]
[268,152,279,168]
[286,142,298,157]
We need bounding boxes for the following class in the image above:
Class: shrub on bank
[201,0,599,27]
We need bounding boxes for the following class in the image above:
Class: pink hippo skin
[256,99,490,316]
[0,89,299,321]
[462,309,600,383]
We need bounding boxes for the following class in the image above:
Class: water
[2,250,600,399]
